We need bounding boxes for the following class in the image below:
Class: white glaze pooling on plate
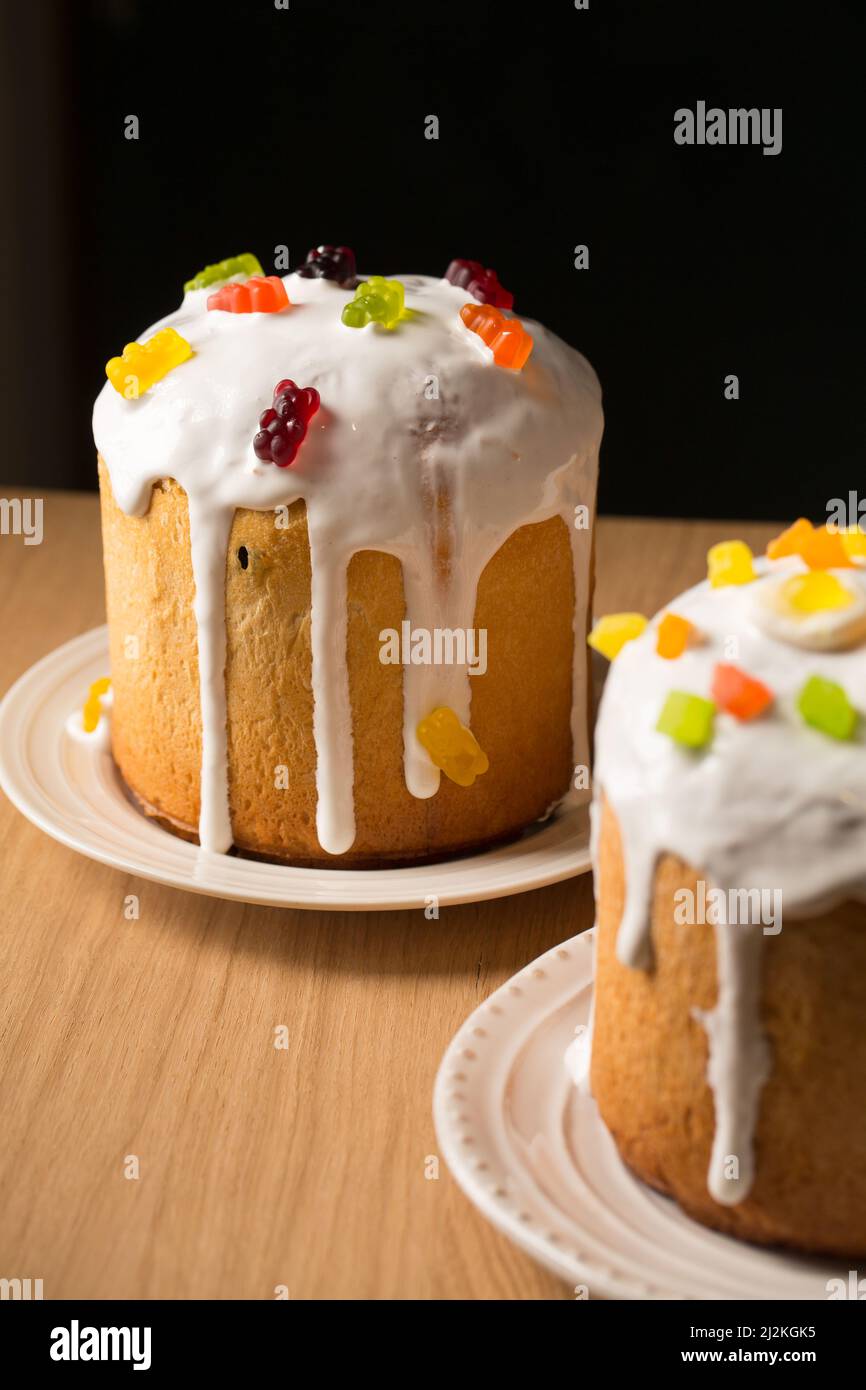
[93,272,602,854]
[590,558,866,1205]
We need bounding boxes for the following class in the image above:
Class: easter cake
[585,521,866,1255]
[92,248,603,865]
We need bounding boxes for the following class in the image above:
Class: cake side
[591,797,866,1257]
[100,463,577,864]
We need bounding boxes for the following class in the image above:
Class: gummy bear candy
[778,571,854,614]
[711,663,774,721]
[707,540,757,588]
[341,276,405,329]
[587,613,647,661]
[207,276,289,314]
[796,674,858,740]
[445,258,514,310]
[184,253,263,293]
[83,676,111,733]
[656,612,694,660]
[106,327,193,397]
[656,690,715,748]
[296,245,357,286]
[766,517,854,570]
[416,706,489,787]
[253,380,320,467]
[459,303,533,370]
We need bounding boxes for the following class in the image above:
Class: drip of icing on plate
[590,554,866,1206]
[93,270,603,855]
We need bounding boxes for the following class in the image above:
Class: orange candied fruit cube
[656,612,693,659]
[766,517,854,569]
[711,662,774,722]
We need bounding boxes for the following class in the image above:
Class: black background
[2,0,864,518]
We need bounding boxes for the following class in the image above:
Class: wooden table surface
[0,491,776,1300]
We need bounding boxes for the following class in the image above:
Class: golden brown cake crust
[99,461,581,865]
[590,797,866,1257]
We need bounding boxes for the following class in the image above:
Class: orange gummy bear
[459,303,533,369]
[711,663,774,721]
[766,518,854,569]
[207,275,290,314]
[656,612,693,659]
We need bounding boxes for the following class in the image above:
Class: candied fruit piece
[778,571,854,614]
[587,613,648,661]
[656,612,694,659]
[711,663,774,721]
[766,517,854,570]
[796,675,858,741]
[656,690,715,748]
[207,275,289,314]
[459,302,533,369]
[445,257,514,310]
[83,676,111,733]
[106,327,193,397]
[341,276,405,329]
[184,252,263,293]
[841,526,866,562]
[707,540,757,588]
[253,380,320,467]
[295,245,357,286]
[416,707,489,787]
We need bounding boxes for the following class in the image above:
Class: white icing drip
[589,557,866,1204]
[694,922,771,1205]
[94,272,602,856]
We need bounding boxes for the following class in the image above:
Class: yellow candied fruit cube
[83,676,111,733]
[778,571,854,615]
[587,612,648,662]
[106,327,193,397]
[707,540,756,588]
[416,706,489,787]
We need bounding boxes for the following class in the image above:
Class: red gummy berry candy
[207,276,290,314]
[445,258,513,310]
[253,380,320,467]
[295,245,357,286]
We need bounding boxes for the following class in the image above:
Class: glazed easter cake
[91,247,603,865]
[584,521,866,1255]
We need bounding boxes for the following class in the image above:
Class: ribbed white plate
[433,930,846,1300]
[0,627,591,910]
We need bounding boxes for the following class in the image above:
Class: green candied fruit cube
[656,690,716,748]
[796,675,858,741]
[183,252,263,293]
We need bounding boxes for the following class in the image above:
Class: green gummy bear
[184,252,263,293]
[796,675,857,741]
[656,690,716,749]
[341,276,405,329]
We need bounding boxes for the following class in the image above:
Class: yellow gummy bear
[587,612,648,661]
[106,327,193,398]
[707,540,757,588]
[416,707,489,787]
[83,677,111,733]
[778,571,854,614]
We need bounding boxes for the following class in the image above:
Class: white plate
[0,627,591,911]
[433,930,847,1300]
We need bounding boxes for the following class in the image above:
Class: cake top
[591,522,866,957]
[93,249,603,537]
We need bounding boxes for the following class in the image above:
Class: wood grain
[0,491,776,1300]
